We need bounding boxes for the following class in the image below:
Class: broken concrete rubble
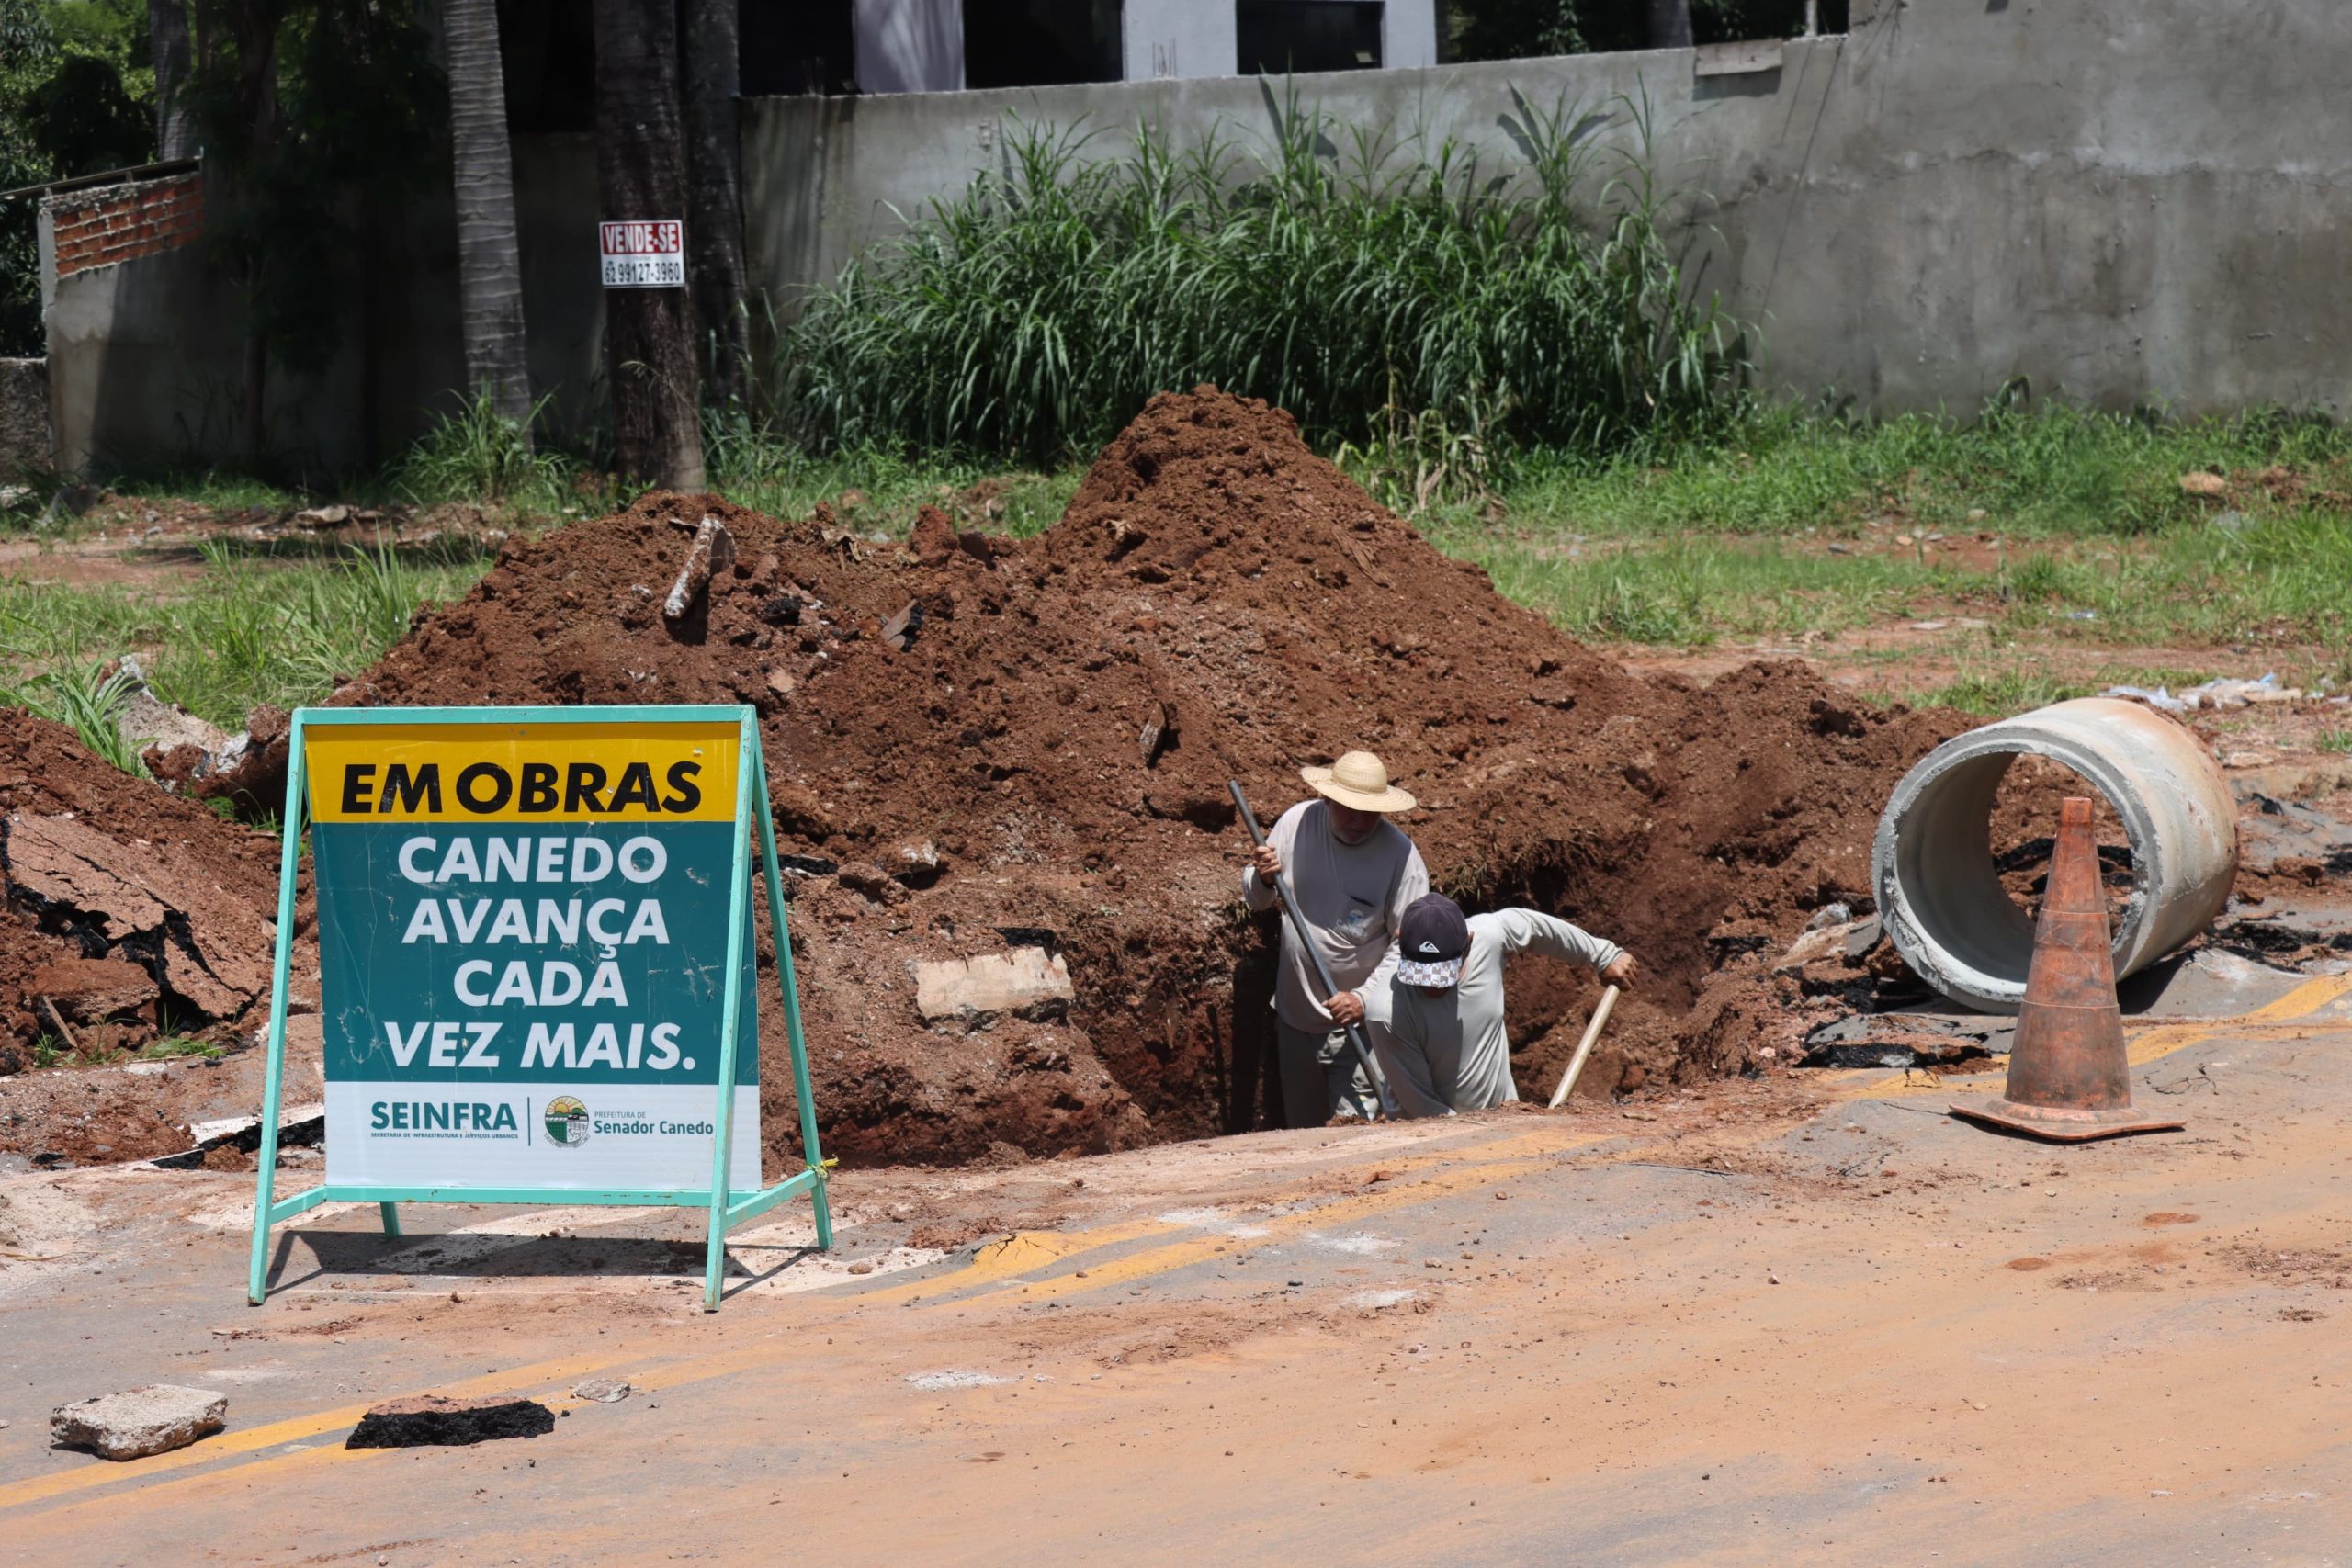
[143,703,291,816]
[111,656,229,761]
[3,811,271,1021]
[914,948,1076,1025]
[150,1103,325,1170]
[1772,916,1882,974]
[51,1384,227,1461]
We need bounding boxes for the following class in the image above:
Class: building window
[1237,1,1385,74]
[965,0,1125,89]
[743,1,857,96]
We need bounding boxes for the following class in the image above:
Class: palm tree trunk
[149,0,197,159]
[444,0,534,434]
[1648,0,1692,48]
[591,0,705,491]
[683,0,751,412]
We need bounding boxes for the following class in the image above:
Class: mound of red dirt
[0,714,283,1080]
[337,389,1967,1170]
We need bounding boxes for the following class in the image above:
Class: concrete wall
[41,153,605,477]
[749,0,2352,419]
[41,0,2352,477]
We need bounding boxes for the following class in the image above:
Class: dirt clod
[346,1395,556,1448]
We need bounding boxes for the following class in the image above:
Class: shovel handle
[1547,984,1621,1109]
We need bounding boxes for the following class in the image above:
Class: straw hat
[1300,750,1418,814]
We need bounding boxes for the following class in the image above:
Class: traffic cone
[1950,796,2184,1142]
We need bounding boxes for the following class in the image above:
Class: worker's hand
[1327,990,1366,1027]
[1600,953,1640,989]
[1249,843,1283,881]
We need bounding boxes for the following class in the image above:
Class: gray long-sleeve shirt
[1382,909,1623,1115]
[1242,799,1429,1031]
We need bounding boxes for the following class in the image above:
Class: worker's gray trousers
[1274,1018,1389,1127]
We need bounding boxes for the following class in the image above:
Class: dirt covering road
[7,386,2352,1562]
[2,976,2349,1563]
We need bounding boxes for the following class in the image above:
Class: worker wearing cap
[1383,893,1641,1116]
[1242,750,1429,1126]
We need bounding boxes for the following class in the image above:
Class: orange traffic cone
[1950,796,2184,1142]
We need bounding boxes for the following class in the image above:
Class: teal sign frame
[247,705,831,1311]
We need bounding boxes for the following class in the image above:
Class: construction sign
[304,716,757,1191]
[248,705,832,1310]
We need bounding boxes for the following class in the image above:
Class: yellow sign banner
[304,720,740,824]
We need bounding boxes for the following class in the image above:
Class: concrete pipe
[1871,697,2238,1014]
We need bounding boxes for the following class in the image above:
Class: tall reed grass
[782,87,1750,465]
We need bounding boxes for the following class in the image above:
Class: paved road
[4,975,2349,1565]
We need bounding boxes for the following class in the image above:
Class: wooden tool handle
[1547,984,1621,1109]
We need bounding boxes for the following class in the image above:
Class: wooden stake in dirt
[1547,984,1621,1109]
[662,514,736,624]
[37,996,81,1055]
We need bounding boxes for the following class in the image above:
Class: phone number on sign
[602,254,685,288]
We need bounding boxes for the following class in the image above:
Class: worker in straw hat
[1242,750,1429,1126]
[1382,892,1640,1116]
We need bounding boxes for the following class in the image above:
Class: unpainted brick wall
[44,175,206,281]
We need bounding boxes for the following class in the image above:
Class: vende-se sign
[600,220,685,288]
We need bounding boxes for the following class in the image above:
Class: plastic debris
[2100,671,2303,714]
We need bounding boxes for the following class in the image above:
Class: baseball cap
[1396,894,1469,987]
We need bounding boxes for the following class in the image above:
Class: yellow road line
[0,1122,1588,1524]
[853,1122,1577,1310]
[0,1352,612,1516]
[1830,971,2352,1101]
[950,1130,1601,1310]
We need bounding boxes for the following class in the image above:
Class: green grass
[25,399,2352,780]
[706,422,1084,539]
[1488,401,2352,540]
[135,1036,224,1061]
[395,390,588,514]
[0,657,146,772]
[24,1032,220,1070]
[1430,527,1922,644]
[1903,660,2236,718]
[1416,402,2352,663]
[70,471,311,514]
[2320,730,2352,755]
[0,537,492,731]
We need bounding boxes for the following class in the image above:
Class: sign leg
[752,766,832,1252]
[379,1202,401,1238]
[703,716,758,1311]
[247,725,310,1306]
